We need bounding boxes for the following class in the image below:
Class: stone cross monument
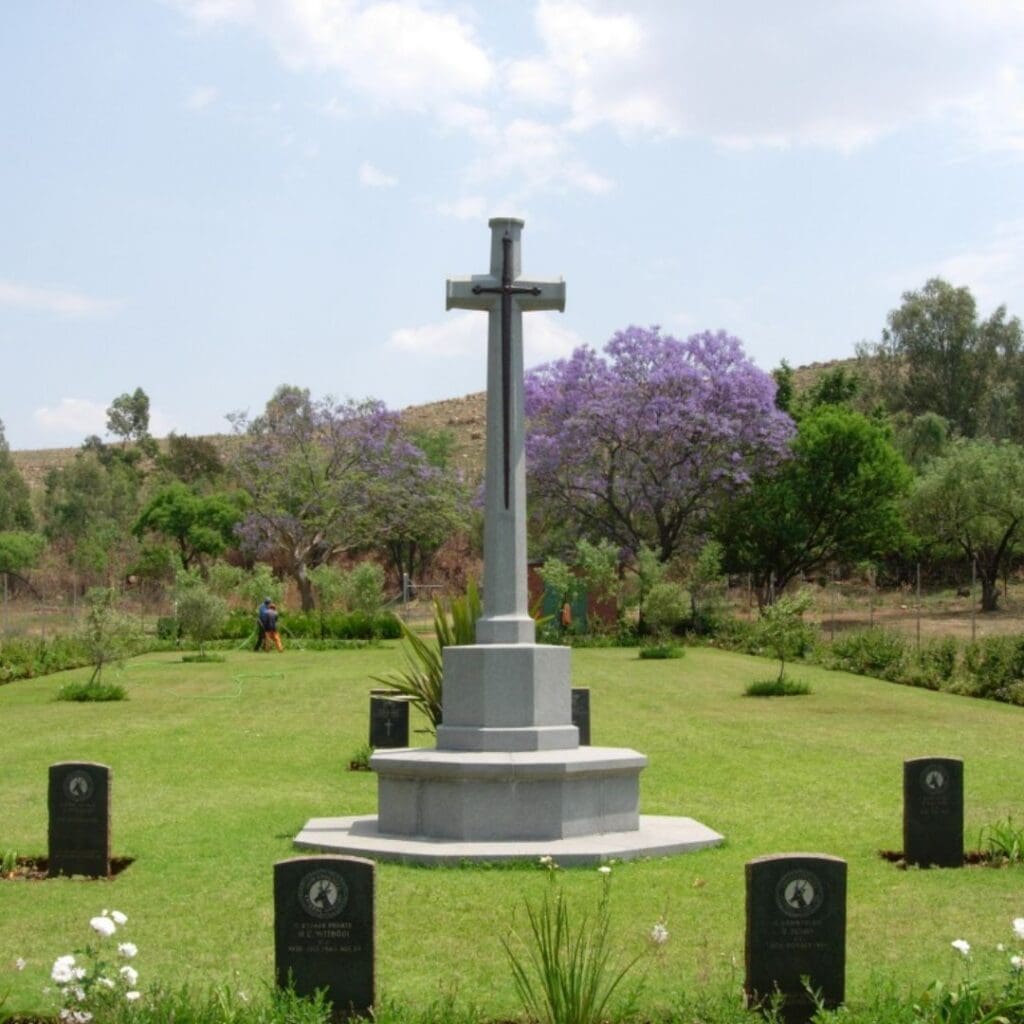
[446,219,563,646]
[293,218,723,863]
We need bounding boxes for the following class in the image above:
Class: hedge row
[217,609,402,641]
[709,620,1024,706]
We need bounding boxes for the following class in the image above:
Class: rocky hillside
[10,356,858,495]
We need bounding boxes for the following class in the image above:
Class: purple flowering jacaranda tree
[524,326,794,563]
[229,386,431,610]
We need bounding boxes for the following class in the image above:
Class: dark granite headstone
[274,856,375,1020]
[369,696,409,748]
[745,853,847,1024]
[571,687,590,746]
[48,761,111,878]
[903,757,963,868]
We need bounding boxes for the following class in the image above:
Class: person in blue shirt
[255,598,272,652]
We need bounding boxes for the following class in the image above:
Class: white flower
[539,855,553,866]
[15,958,26,971]
[72,967,87,981]
[73,1012,93,1024]
[997,943,1006,952]
[110,910,128,926]
[650,922,669,945]
[90,915,116,938]
[97,978,116,990]
[125,991,141,1003]
[951,939,971,956]
[597,865,612,875]
[1011,955,1024,972]
[71,986,87,1002]
[1014,918,1024,940]
[51,956,76,984]
[120,966,139,986]
[117,942,138,959]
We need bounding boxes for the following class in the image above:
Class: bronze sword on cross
[446,219,565,638]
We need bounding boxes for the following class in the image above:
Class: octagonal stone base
[436,643,577,751]
[371,746,645,841]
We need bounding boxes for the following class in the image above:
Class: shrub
[642,582,689,638]
[56,679,127,702]
[828,628,907,680]
[1,634,93,683]
[280,610,400,640]
[638,643,684,660]
[175,574,229,658]
[961,635,1024,701]
[156,616,179,641]
[745,678,811,697]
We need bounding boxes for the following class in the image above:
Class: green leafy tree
[107,387,154,449]
[77,587,142,685]
[0,531,45,594]
[756,590,815,683]
[909,439,1024,611]
[160,432,224,485]
[687,539,727,629]
[864,278,1023,439]
[206,561,246,600]
[229,386,414,610]
[43,451,141,578]
[0,419,34,531]
[343,562,386,615]
[174,572,228,658]
[719,405,911,606]
[133,482,245,572]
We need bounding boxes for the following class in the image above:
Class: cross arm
[446,276,497,311]
[516,278,565,313]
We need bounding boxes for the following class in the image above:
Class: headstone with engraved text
[571,687,591,746]
[903,757,963,868]
[369,696,409,748]
[48,761,111,878]
[745,853,847,1024]
[274,856,375,1020]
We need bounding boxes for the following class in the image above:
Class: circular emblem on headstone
[775,869,825,918]
[63,770,93,802]
[920,764,948,794]
[299,869,348,920]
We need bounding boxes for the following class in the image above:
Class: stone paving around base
[294,814,724,866]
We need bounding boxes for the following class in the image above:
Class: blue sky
[2,1,1023,451]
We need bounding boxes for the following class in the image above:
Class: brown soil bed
[1,856,134,881]
[878,849,1002,868]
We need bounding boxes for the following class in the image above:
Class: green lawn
[1,645,1022,1017]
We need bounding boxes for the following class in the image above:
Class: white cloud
[32,399,176,442]
[185,85,218,110]
[922,220,1024,311]
[511,0,1024,153]
[467,119,613,197]
[358,160,397,188]
[172,0,494,114]
[33,398,108,437]
[0,280,120,318]
[437,196,487,221]
[389,310,584,365]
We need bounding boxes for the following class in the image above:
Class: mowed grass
[1,645,1023,1017]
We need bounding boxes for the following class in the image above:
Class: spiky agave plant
[373,581,481,731]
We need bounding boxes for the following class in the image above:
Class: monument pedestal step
[294,814,724,866]
[370,746,646,841]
